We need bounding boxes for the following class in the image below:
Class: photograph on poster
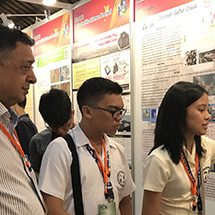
[50,65,70,84]
[151,108,157,123]
[193,73,215,96]
[51,82,70,97]
[50,68,60,83]
[60,82,70,96]
[116,93,131,135]
[142,109,150,121]
[199,48,215,64]
[117,31,130,50]
[72,24,130,63]
[208,104,215,122]
[101,49,130,92]
[118,115,131,132]
[117,0,128,16]
[184,49,197,66]
[60,65,70,81]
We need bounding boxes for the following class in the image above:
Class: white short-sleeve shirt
[143,136,215,215]
[39,124,135,215]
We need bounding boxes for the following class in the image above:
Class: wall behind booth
[25,0,215,214]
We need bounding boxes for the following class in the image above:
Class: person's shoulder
[30,128,51,141]
[148,145,171,163]
[201,135,215,150]
[18,114,37,128]
[17,114,30,123]
[106,135,123,148]
[44,136,71,158]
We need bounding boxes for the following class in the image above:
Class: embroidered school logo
[203,166,210,183]
[117,171,126,187]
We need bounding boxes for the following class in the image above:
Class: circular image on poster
[63,23,70,37]
[204,0,210,8]
[117,0,127,16]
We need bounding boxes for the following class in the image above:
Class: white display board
[133,0,215,214]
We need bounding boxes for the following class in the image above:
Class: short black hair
[152,81,207,164]
[0,25,35,65]
[17,96,27,109]
[77,77,122,113]
[39,89,72,127]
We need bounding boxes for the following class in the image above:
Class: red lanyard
[0,123,31,169]
[181,151,199,210]
[88,138,110,195]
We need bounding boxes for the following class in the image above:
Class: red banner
[73,0,130,43]
[33,12,70,56]
[135,0,194,21]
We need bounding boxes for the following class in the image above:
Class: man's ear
[82,105,93,119]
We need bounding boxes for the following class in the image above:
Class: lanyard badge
[86,138,114,202]
[0,123,31,171]
[181,150,202,212]
[0,123,47,214]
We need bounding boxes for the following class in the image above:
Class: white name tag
[98,202,116,215]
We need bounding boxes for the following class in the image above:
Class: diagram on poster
[101,49,130,91]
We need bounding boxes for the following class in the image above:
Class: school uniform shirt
[143,135,215,215]
[39,124,136,215]
[0,102,46,215]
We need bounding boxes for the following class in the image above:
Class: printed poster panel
[135,0,193,21]
[133,1,215,211]
[22,30,35,120]
[25,85,34,121]
[73,0,130,43]
[100,49,130,92]
[110,136,131,166]
[33,12,70,56]
[136,0,215,162]
[72,58,100,89]
[109,93,131,165]
[72,24,130,63]
[73,91,82,125]
[34,45,71,132]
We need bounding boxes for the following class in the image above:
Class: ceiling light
[0,13,15,28]
[42,0,56,6]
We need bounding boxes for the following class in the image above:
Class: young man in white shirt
[39,77,135,215]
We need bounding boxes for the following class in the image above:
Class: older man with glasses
[39,77,136,215]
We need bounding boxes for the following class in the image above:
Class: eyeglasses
[87,104,126,119]
[60,121,73,130]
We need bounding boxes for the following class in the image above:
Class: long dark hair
[151,81,207,164]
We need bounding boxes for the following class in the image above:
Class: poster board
[133,0,215,214]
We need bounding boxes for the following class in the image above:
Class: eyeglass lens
[113,109,126,119]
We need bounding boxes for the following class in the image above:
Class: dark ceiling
[0,0,80,30]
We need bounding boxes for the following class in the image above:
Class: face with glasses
[87,105,126,119]
[85,93,125,135]
[52,110,75,136]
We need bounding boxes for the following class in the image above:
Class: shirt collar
[70,124,116,150]
[0,101,9,118]
[183,142,196,164]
